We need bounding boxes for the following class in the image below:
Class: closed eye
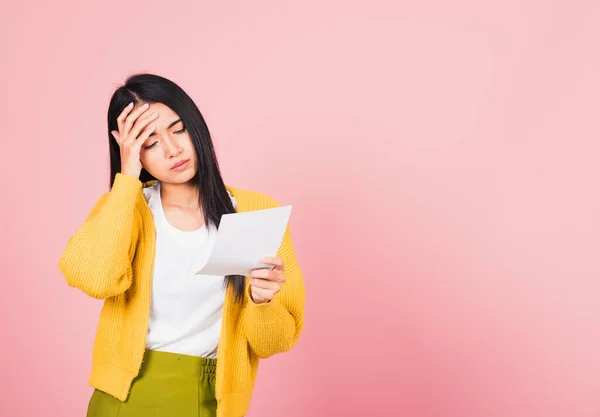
[143,126,185,150]
[143,141,158,150]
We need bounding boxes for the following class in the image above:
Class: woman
[58,73,305,417]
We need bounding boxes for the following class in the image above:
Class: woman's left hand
[249,257,286,304]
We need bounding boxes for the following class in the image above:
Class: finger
[131,122,157,151]
[250,269,286,284]
[129,111,159,140]
[261,256,284,272]
[250,268,270,279]
[250,268,278,280]
[123,102,151,138]
[116,102,134,137]
[249,277,280,291]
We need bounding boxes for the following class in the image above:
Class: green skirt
[87,349,217,417]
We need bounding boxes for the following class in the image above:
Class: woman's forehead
[135,102,181,128]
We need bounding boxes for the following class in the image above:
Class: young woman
[58,73,305,417]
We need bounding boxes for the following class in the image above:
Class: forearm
[244,226,306,358]
[244,289,304,358]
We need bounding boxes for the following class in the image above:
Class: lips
[171,159,189,170]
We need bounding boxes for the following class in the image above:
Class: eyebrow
[148,118,183,137]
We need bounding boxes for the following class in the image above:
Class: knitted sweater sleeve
[58,173,141,299]
[242,196,306,358]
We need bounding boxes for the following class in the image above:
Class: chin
[165,168,196,184]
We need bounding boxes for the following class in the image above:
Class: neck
[160,180,200,210]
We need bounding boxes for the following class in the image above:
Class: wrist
[120,169,141,179]
[248,286,273,304]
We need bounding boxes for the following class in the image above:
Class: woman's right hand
[111,102,159,179]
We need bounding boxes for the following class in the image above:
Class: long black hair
[106,72,246,303]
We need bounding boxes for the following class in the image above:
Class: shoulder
[225,185,281,211]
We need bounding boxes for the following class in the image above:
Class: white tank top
[142,181,236,358]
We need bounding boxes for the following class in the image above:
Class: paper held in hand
[194,205,292,276]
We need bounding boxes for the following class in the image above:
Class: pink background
[1,1,600,416]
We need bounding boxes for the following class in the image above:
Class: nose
[162,136,182,157]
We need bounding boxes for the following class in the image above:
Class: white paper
[194,205,292,276]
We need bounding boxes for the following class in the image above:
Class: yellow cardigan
[58,173,305,417]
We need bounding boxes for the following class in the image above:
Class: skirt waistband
[139,349,217,379]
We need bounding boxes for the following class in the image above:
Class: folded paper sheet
[195,205,292,276]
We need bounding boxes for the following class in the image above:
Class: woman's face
[137,102,197,184]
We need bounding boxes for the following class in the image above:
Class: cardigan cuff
[245,285,289,324]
